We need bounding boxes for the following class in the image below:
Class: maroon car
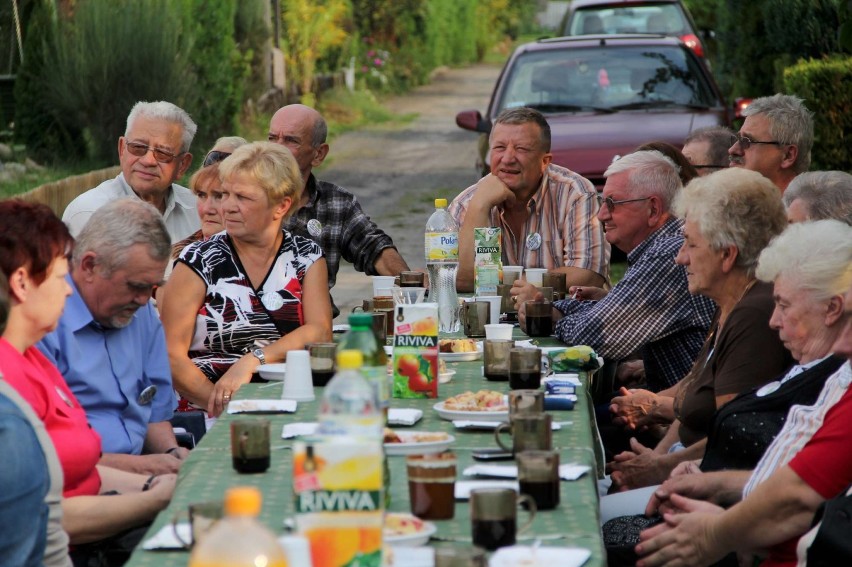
[456,34,730,187]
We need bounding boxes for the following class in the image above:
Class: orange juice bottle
[189,486,288,567]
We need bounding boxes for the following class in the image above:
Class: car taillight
[680,34,704,58]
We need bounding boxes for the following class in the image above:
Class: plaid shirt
[553,217,716,391]
[449,164,610,279]
[283,174,396,290]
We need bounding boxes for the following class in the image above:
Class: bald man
[268,105,409,316]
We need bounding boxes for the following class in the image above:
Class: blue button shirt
[38,276,176,455]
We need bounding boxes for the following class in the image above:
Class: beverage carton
[392,302,439,398]
[294,437,384,567]
[474,227,502,296]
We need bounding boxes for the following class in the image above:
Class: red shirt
[761,383,852,567]
[0,339,102,497]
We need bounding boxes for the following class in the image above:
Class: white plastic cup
[502,266,523,285]
[476,295,502,325]
[281,350,314,401]
[372,276,396,297]
[525,268,547,287]
[485,323,514,341]
[278,535,312,566]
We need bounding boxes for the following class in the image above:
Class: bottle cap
[347,312,374,329]
[435,198,448,208]
[337,350,363,369]
[225,486,262,517]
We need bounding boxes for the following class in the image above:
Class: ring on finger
[223,393,231,401]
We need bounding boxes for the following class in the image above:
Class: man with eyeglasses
[450,107,609,293]
[521,151,715,393]
[267,104,409,317]
[728,93,814,192]
[682,126,735,177]
[62,101,200,243]
[40,199,189,476]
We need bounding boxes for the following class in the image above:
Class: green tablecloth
[125,333,605,566]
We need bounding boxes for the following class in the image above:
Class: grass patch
[0,160,109,199]
[318,88,415,138]
[611,262,627,285]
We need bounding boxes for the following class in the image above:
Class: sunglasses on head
[202,150,232,167]
[125,141,183,164]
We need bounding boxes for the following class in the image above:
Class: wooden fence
[17,166,121,216]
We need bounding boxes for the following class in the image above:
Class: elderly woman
[632,220,852,567]
[162,142,333,416]
[782,170,852,224]
[606,167,792,492]
[0,201,175,563]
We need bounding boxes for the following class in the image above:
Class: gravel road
[315,63,501,320]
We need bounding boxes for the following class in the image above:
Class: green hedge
[783,55,851,170]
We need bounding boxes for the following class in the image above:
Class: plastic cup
[281,350,314,401]
[484,323,513,341]
[525,268,547,287]
[372,276,396,296]
[475,295,501,325]
[502,266,523,285]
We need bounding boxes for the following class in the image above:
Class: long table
[125,333,605,566]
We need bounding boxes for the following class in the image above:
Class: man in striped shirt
[450,107,610,292]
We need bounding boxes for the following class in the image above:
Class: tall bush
[235,0,273,104]
[783,55,851,170]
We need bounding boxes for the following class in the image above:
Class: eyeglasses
[692,164,726,170]
[202,150,231,167]
[597,195,651,212]
[733,133,781,151]
[125,141,183,164]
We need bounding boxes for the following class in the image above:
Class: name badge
[307,219,323,237]
[526,232,542,251]
[138,385,157,405]
[261,291,285,311]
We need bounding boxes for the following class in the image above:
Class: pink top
[0,338,102,497]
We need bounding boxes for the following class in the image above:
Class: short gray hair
[756,219,852,302]
[311,114,328,147]
[604,150,681,211]
[783,171,852,225]
[743,94,814,174]
[684,126,735,167]
[492,107,551,152]
[675,168,787,276]
[125,101,198,153]
[72,199,171,274]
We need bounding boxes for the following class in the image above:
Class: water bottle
[188,486,288,567]
[425,198,460,333]
[340,313,389,422]
[317,350,382,437]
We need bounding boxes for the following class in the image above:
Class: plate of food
[439,338,483,362]
[256,363,287,381]
[434,390,509,422]
[383,513,437,547]
[438,358,455,384]
[383,429,455,456]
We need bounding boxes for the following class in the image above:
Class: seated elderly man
[681,126,734,176]
[450,107,609,292]
[728,94,813,193]
[63,101,199,243]
[634,220,852,567]
[783,170,852,224]
[38,199,187,475]
[520,150,715,393]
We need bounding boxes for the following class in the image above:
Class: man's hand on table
[567,285,607,301]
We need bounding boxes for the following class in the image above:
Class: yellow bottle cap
[435,198,448,208]
[337,349,363,369]
[224,486,262,517]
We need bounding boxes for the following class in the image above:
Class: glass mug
[469,487,536,551]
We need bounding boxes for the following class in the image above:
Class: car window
[569,5,690,36]
[495,45,716,113]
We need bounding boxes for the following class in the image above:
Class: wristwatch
[251,348,266,365]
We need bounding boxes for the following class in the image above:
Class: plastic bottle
[188,486,288,567]
[425,198,460,333]
[317,350,382,437]
[340,313,389,421]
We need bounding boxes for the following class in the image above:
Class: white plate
[384,431,455,456]
[384,513,437,547]
[439,347,483,362]
[433,401,508,422]
[257,363,287,381]
[489,546,592,567]
[438,370,456,384]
